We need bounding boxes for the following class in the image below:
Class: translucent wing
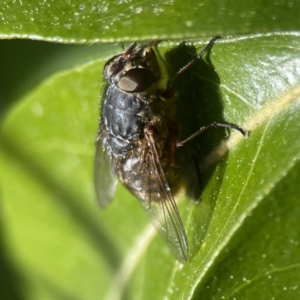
[139,135,188,263]
[94,131,117,208]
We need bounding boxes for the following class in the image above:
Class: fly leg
[165,36,219,95]
[176,122,247,148]
[176,122,247,201]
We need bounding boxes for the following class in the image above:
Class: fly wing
[94,131,117,208]
[139,136,188,263]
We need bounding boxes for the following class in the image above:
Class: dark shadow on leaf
[163,41,231,252]
[0,228,25,300]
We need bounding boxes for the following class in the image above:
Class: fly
[94,37,247,263]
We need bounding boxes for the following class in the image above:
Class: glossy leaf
[0,0,300,42]
[1,34,300,300]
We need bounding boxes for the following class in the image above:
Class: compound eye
[118,68,155,93]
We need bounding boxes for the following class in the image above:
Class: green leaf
[1,0,300,298]
[1,33,300,300]
[1,0,300,42]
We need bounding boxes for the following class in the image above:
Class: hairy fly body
[94,38,246,263]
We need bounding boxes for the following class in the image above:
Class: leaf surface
[1,34,300,299]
